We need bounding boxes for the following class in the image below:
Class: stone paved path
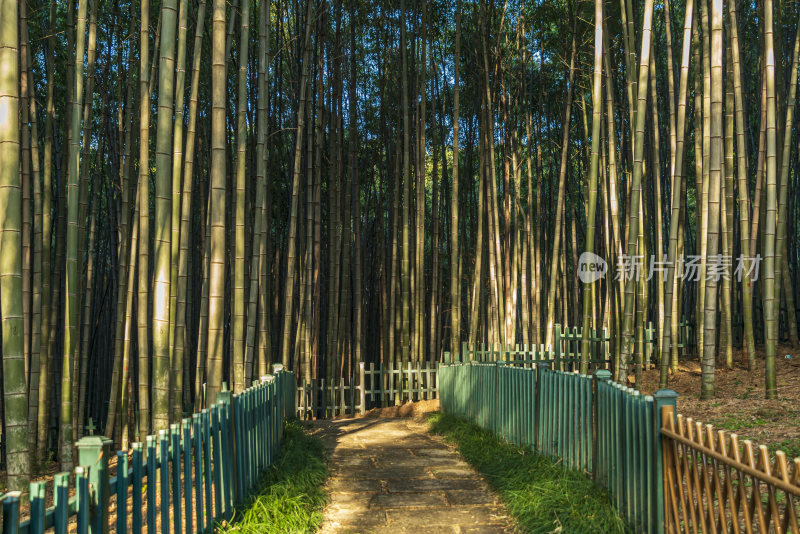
[308,418,513,533]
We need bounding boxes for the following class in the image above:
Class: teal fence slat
[3,492,21,534]
[29,482,45,534]
[146,435,157,534]
[116,452,128,534]
[233,394,243,501]
[171,424,183,534]
[131,444,143,534]
[159,430,170,534]
[211,405,223,519]
[181,419,192,534]
[76,467,89,534]
[192,413,204,533]
[25,482,43,534]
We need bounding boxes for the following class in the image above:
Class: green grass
[218,421,329,534]
[711,413,772,432]
[709,409,800,459]
[427,413,629,534]
[768,439,800,460]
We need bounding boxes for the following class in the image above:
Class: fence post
[321,377,327,419]
[359,362,366,415]
[271,364,285,441]
[76,434,113,534]
[652,389,679,534]
[3,491,21,534]
[535,361,552,451]
[262,375,275,465]
[592,370,611,482]
[217,385,235,507]
[495,360,506,436]
[30,481,46,534]
[170,423,182,534]
[554,324,562,370]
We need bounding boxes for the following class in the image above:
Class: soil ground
[360,399,440,419]
[639,344,800,457]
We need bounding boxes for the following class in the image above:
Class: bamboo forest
[1,0,800,497]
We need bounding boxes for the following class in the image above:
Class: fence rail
[1,366,295,534]
[296,361,439,419]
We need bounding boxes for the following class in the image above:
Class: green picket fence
[438,360,594,472]
[594,376,677,533]
[538,367,594,473]
[1,365,296,534]
[438,357,678,534]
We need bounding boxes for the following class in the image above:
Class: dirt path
[307,417,513,533]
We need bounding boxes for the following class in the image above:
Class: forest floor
[639,344,800,458]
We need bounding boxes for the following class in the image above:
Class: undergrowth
[427,412,629,534]
[218,420,328,534]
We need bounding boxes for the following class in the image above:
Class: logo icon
[578,252,607,284]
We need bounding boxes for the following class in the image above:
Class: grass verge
[218,420,328,534]
[427,412,629,534]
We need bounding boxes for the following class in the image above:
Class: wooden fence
[660,405,800,534]
[296,361,439,419]
[0,366,295,534]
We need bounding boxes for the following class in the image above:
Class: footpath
[310,417,512,533]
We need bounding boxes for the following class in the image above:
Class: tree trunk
[0,0,30,490]
[61,0,89,470]
[153,0,178,432]
[660,0,695,386]
[37,0,57,459]
[728,0,755,365]
[400,0,412,368]
[763,0,779,399]
[581,0,603,374]
[280,0,314,368]
[449,0,461,356]
[207,0,228,404]
[544,32,577,348]
[700,0,723,400]
[137,0,152,436]
[617,0,654,381]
